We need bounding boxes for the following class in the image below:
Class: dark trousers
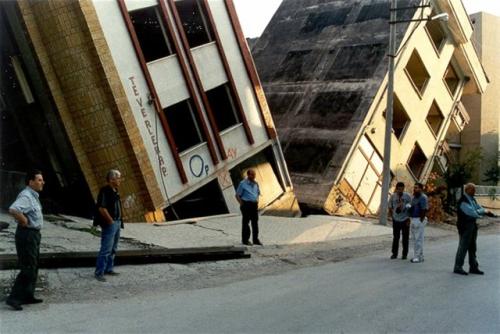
[8,227,41,303]
[454,222,479,270]
[241,201,259,243]
[392,219,409,257]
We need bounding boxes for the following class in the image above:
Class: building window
[426,101,444,136]
[175,0,213,48]
[282,140,336,174]
[383,95,410,141]
[425,16,446,53]
[300,8,350,34]
[392,95,410,140]
[405,50,430,95]
[205,84,240,132]
[163,99,205,152]
[130,6,174,62]
[274,50,313,82]
[407,143,427,180]
[444,62,460,96]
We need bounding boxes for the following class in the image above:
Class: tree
[443,149,482,212]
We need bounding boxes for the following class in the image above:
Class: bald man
[453,183,493,275]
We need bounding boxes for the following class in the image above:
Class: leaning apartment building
[252,0,488,216]
[0,0,299,222]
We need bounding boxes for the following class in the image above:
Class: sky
[233,0,500,38]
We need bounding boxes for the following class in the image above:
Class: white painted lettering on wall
[128,76,168,177]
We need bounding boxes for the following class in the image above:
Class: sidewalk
[0,211,456,256]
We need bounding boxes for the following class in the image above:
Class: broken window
[426,101,444,136]
[205,84,240,132]
[274,50,313,82]
[444,62,460,96]
[175,0,213,48]
[407,143,427,180]
[300,8,350,34]
[164,179,228,220]
[163,99,205,152]
[283,140,336,174]
[425,17,446,52]
[405,50,430,95]
[307,91,362,129]
[325,44,386,80]
[130,6,174,62]
[385,95,410,141]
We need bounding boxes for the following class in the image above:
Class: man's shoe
[390,255,397,259]
[6,299,23,311]
[95,274,107,282]
[402,255,407,260]
[23,297,43,304]
[410,258,421,263]
[253,240,263,246]
[242,241,252,246]
[469,269,484,275]
[105,271,120,276]
[454,268,468,275]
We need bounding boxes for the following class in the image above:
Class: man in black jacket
[94,169,123,282]
[453,183,493,276]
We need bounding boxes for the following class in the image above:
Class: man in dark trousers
[6,170,45,311]
[388,182,412,259]
[236,169,262,246]
[94,169,123,282]
[453,183,493,275]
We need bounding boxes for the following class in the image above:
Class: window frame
[403,49,431,99]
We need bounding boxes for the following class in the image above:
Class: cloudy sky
[233,0,500,38]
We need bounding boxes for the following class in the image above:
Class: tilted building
[0,0,298,221]
[460,12,499,185]
[252,0,488,215]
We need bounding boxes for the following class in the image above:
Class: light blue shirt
[460,194,486,219]
[389,192,412,221]
[236,179,260,202]
[9,187,43,230]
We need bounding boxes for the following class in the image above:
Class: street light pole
[379,0,397,225]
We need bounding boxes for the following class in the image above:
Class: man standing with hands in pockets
[236,169,262,246]
[409,183,428,263]
[389,182,412,260]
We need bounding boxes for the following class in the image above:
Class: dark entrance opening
[0,3,94,217]
[164,179,228,221]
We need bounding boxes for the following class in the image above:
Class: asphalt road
[2,234,499,334]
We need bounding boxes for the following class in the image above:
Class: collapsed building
[0,0,299,221]
[251,0,488,215]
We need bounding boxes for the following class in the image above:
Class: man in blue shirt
[236,169,262,246]
[453,183,493,275]
[409,182,428,263]
[388,182,412,259]
[6,170,45,311]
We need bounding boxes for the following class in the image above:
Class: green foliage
[483,162,499,185]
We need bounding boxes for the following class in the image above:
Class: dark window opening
[283,140,336,174]
[300,8,350,34]
[444,62,460,96]
[205,84,240,132]
[267,92,303,115]
[425,16,446,52]
[426,101,444,136]
[164,179,228,220]
[274,49,314,82]
[129,6,175,62]
[408,144,427,179]
[384,95,410,140]
[175,0,213,48]
[325,44,386,80]
[405,50,430,94]
[163,99,205,152]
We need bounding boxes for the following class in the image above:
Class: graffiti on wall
[227,147,238,159]
[189,154,209,178]
[128,76,167,178]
